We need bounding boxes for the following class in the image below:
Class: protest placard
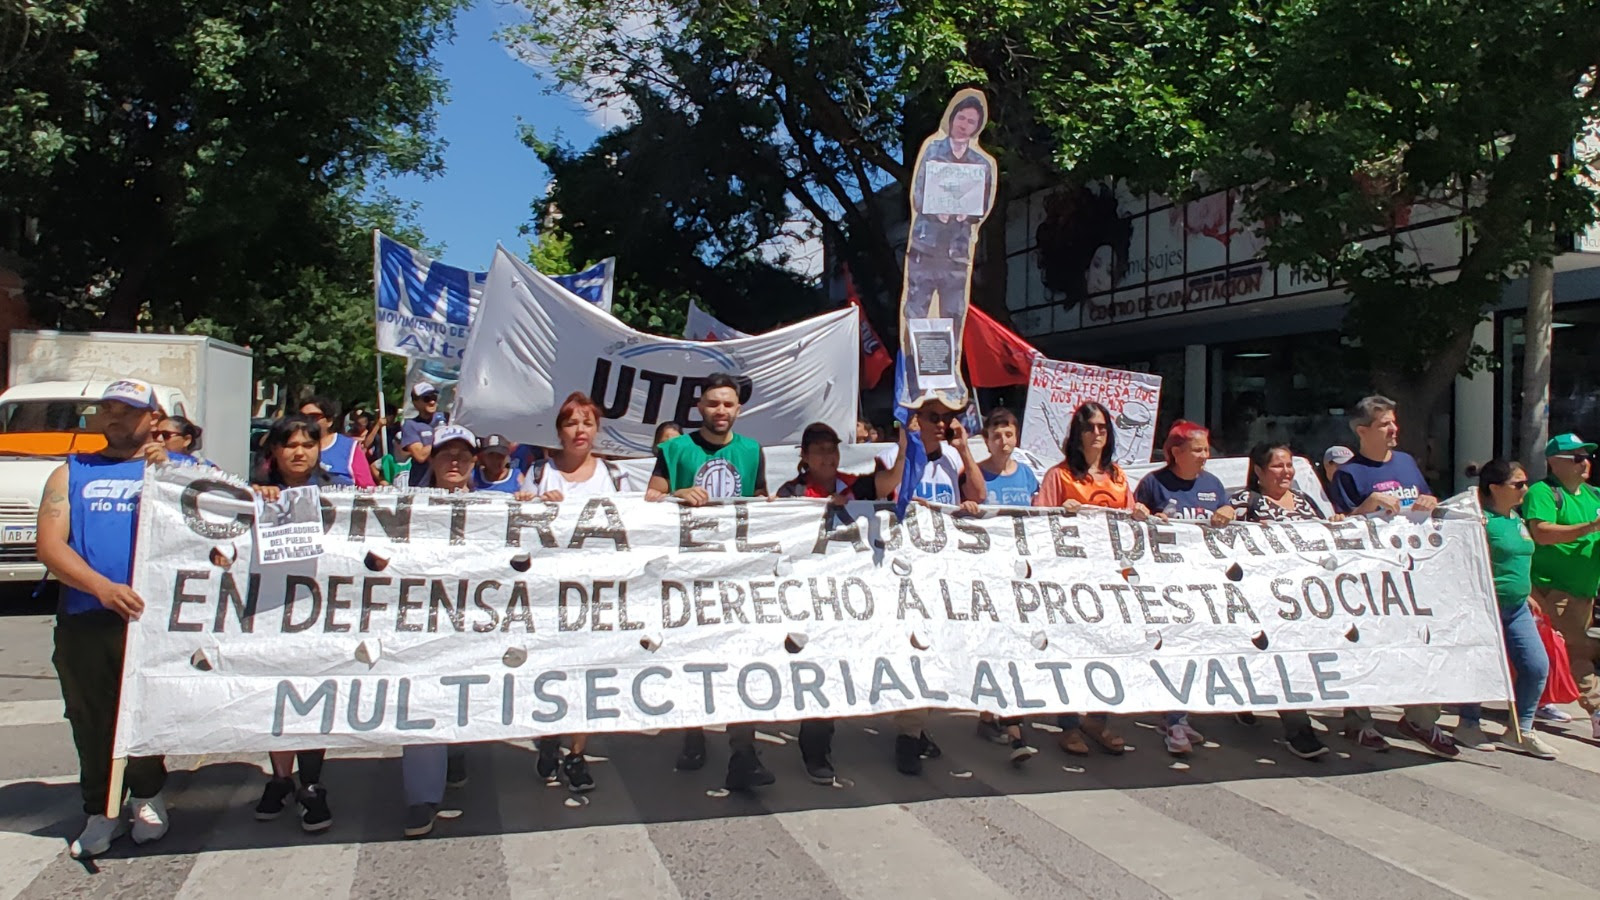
[1022,357,1163,466]
[253,486,325,564]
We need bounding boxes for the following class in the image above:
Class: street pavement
[0,594,1597,900]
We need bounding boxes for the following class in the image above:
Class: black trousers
[53,612,166,815]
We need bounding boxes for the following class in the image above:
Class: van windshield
[0,400,100,433]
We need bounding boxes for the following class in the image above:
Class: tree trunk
[1520,256,1555,478]
[1371,322,1478,487]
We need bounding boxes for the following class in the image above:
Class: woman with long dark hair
[1033,402,1145,757]
[1463,459,1557,758]
[248,416,346,832]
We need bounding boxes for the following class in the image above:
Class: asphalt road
[0,589,1595,899]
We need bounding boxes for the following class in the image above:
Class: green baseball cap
[1544,433,1598,457]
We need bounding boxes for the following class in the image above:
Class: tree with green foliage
[1,0,468,405]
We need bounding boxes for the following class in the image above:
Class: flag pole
[371,229,390,458]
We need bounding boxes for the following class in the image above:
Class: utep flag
[550,258,616,313]
[373,232,484,365]
[964,306,1039,388]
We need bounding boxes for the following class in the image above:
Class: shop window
[1210,333,1369,460]
[1505,303,1600,462]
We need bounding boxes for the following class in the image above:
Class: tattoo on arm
[43,490,67,519]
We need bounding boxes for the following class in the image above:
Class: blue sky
[380,2,602,271]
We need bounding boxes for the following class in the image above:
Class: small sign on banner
[253,486,325,564]
[907,318,960,391]
[1022,356,1163,466]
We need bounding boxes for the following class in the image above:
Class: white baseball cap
[100,379,159,411]
[432,424,476,452]
[412,382,440,399]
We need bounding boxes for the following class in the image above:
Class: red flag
[964,306,1039,387]
[844,270,893,388]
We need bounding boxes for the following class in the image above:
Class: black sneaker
[1009,738,1039,766]
[403,803,437,838]
[1287,729,1330,760]
[254,777,295,821]
[975,717,1009,745]
[562,753,595,793]
[895,735,923,775]
[803,754,836,785]
[676,729,707,771]
[917,731,942,759]
[1234,712,1260,726]
[446,751,468,788]
[536,739,561,781]
[725,747,776,791]
[298,784,332,833]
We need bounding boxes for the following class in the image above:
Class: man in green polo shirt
[1523,432,1600,737]
[645,372,773,791]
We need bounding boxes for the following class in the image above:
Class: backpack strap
[1544,473,1567,512]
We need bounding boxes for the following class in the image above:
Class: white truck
[0,331,253,585]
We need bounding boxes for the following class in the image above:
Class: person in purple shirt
[400,382,446,487]
[1328,395,1454,757]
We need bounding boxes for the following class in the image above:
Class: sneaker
[254,776,296,821]
[1286,729,1330,760]
[403,803,437,838]
[562,754,595,793]
[1397,717,1460,757]
[1452,722,1495,752]
[1343,725,1392,752]
[1009,738,1039,765]
[895,734,923,775]
[1164,724,1192,756]
[298,784,332,833]
[536,739,561,781]
[129,792,169,845]
[445,752,468,788]
[724,747,776,791]
[1234,712,1259,726]
[975,717,1010,745]
[1500,729,1559,760]
[803,755,836,785]
[676,729,707,771]
[1591,710,1600,741]
[1535,704,1573,723]
[1176,716,1205,744]
[916,731,942,760]
[69,814,128,859]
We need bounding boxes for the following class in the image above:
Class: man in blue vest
[36,380,194,858]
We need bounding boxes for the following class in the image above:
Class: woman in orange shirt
[1034,402,1150,755]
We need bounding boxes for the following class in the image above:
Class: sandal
[1057,728,1090,756]
[1080,720,1127,755]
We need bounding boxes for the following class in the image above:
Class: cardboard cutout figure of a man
[898,89,999,410]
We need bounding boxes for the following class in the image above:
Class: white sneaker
[69,814,128,859]
[1165,724,1193,756]
[1176,716,1205,744]
[1451,722,1495,751]
[129,792,169,844]
[1535,703,1572,723]
[1500,729,1559,760]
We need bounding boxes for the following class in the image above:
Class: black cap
[477,433,511,455]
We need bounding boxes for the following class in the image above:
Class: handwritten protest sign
[1022,357,1163,466]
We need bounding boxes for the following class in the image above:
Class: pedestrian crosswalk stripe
[1221,775,1589,899]
[175,843,359,900]
[1011,787,1319,900]
[0,701,62,730]
[1397,755,1597,841]
[776,804,1012,900]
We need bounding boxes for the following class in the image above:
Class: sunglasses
[152,430,178,441]
[919,411,956,423]
[1504,480,1529,490]
[1086,423,1109,433]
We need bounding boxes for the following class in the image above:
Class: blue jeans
[1458,600,1548,730]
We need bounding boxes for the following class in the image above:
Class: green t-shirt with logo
[1483,508,1534,609]
[377,454,412,486]
[1522,479,1600,597]
[653,432,766,498]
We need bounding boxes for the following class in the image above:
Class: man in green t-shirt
[646,372,773,791]
[1523,432,1600,736]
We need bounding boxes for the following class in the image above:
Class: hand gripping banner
[897,89,999,410]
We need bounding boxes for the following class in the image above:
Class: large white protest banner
[1022,357,1163,467]
[116,465,1509,757]
[453,248,859,456]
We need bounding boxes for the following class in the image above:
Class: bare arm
[405,442,432,464]
[1529,518,1600,545]
[873,430,909,498]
